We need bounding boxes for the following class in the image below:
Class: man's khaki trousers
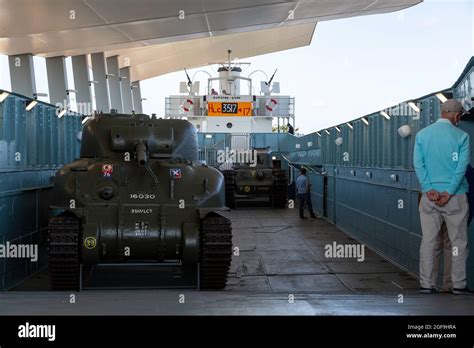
[419,193,469,289]
[433,222,452,290]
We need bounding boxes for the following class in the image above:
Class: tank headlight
[98,186,114,200]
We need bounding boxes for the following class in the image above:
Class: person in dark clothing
[287,123,294,135]
[296,168,317,219]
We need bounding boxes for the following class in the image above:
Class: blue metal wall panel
[308,172,324,216]
[308,165,427,283]
[0,91,82,290]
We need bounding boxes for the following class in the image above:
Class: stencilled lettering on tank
[129,193,156,200]
[134,222,149,236]
[131,208,153,214]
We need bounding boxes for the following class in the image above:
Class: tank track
[47,214,81,291]
[272,169,288,208]
[200,214,233,290]
[223,170,236,209]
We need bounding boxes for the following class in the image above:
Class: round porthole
[226,122,233,129]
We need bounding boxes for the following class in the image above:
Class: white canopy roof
[0,0,422,80]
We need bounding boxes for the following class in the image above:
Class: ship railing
[164,95,295,118]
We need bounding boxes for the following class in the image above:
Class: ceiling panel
[84,0,207,22]
[0,0,422,57]
[206,3,296,31]
[295,0,376,18]
[40,42,146,59]
[0,36,47,56]
[125,22,316,81]
[139,32,211,48]
[84,0,292,23]
[0,0,105,36]
[202,0,292,12]
[0,0,295,37]
[2,27,131,56]
[116,14,210,41]
[107,20,317,69]
[295,0,420,19]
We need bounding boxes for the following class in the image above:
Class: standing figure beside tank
[296,168,317,219]
[414,99,473,295]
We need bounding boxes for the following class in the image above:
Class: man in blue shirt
[414,99,472,295]
[296,168,317,219]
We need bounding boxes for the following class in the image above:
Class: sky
[0,0,473,135]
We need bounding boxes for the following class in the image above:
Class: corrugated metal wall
[0,91,82,290]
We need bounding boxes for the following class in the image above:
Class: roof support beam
[120,67,133,114]
[46,56,69,107]
[72,54,93,115]
[132,81,142,114]
[90,52,110,113]
[106,55,123,113]
[8,54,36,98]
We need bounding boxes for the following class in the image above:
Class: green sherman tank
[47,113,232,290]
[222,147,288,208]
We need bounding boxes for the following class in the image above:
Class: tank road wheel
[223,170,236,209]
[47,213,81,291]
[272,169,288,208]
[200,214,233,290]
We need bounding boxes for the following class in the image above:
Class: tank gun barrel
[136,141,148,167]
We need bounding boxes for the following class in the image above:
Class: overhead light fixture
[33,92,48,99]
[361,117,369,126]
[82,116,92,124]
[205,134,213,139]
[324,129,330,135]
[346,122,353,130]
[57,108,67,118]
[408,101,420,113]
[435,93,448,103]
[316,131,321,137]
[380,111,391,120]
[0,91,10,103]
[25,100,38,111]
[398,125,411,138]
[335,126,341,132]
